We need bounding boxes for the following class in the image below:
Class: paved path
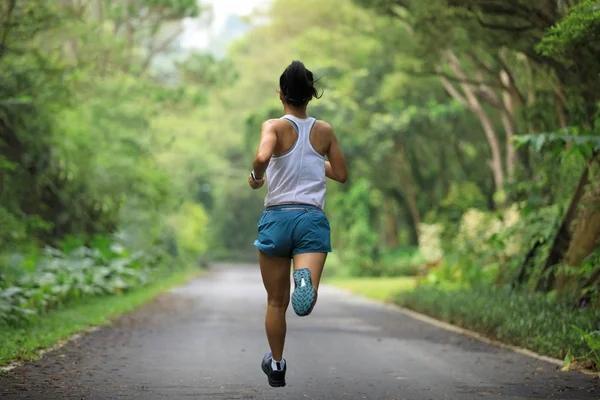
[1,263,598,399]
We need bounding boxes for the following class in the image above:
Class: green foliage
[536,0,600,62]
[376,247,426,276]
[168,202,209,261]
[3,0,600,371]
[427,203,565,289]
[327,179,380,276]
[571,325,600,370]
[0,236,164,327]
[176,53,239,87]
[0,266,196,366]
[395,284,600,368]
[514,129,600,160]
[418,223,444,263]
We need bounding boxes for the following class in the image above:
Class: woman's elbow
[337,173,348,184]
[254,154,271,166]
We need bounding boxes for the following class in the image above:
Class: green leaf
[551,140,564,158]
[579,144,593,160]
[534,135,547,152]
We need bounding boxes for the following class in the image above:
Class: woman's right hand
[248,173,265,189]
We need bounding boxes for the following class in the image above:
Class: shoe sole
[261,361,286,387]
[292,269,316,317]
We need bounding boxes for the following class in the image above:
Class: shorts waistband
[265,203,322,212]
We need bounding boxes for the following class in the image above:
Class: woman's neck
[283,104,308,119]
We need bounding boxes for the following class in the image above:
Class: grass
[326,276,417,301]
[394,284,600,369]
[0,267,200,367]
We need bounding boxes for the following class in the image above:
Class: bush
[325,247,426,278]
[395,284,600,369]
[0,236,171,327]
[419,223,444,263]
[374,247,427,276]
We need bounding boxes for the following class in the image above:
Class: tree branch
[464,51,497,79]
[517,53,535,105]
[474,15,536,33]
[462,1,554,30]
[496,51,527,105]
[387,5,413,34]
[406,67,504,89]
[476,85,503,109]
[435,66,469,108]
[139,26,183,73]
[442,49,505,192]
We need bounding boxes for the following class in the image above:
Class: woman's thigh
[292,252,327,291]
[259,251,292,303]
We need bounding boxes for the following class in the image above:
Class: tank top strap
[281,115,316,144]
[280,115,300,136]
[303,118,317,143]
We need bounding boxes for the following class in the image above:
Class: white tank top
[264,115,326,209]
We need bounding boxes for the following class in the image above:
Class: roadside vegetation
[2,0,599,372]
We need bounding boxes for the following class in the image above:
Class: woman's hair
[279,60,322,107]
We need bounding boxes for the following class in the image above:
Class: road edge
[328,285,599,378]
[1,327,100,373]
[1,269,201,373]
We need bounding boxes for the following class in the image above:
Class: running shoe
[291,268,316,316]
[261,351,286,387]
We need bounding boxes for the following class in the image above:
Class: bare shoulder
[261,119,287,136]
[313,119,334,137]
[262,118,280,129]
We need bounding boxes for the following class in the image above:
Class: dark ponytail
[279,60,322,107]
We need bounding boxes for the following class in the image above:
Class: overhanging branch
[405,68,505,89]
[139,26,183,73]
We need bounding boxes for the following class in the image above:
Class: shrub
[419,223,444,263]
[395,284,600,369]
[0,236,168,327]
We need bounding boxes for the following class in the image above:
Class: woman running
[248,60,348,388]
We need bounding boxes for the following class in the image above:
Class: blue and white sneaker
[291,268,317,316]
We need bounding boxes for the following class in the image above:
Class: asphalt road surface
[1,263,598,399]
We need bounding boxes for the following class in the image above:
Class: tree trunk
[440,144,450,195]
[500,70,517,182]
[397,166,421,242]
[578,267,600,306]
[564,172,600,267]
[536,156,595,291]
[475,106,505,192]
[438,51,505,194]
[384,198,399,248]
[390,189,419,246]
[513,238,544,289]
[559,176,600,296]
[555,91,568,130]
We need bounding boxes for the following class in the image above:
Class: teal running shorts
[254,204,332,258]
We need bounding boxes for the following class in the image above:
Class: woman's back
[264,115,328,209]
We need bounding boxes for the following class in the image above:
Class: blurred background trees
[1,0,599,362]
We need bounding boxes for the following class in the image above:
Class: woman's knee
[267,294,289,309]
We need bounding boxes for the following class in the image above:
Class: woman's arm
[325,161,340,181]
[325,126,348,183]
[249,120,278,189]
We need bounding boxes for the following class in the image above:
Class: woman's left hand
[248,173,265,189]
